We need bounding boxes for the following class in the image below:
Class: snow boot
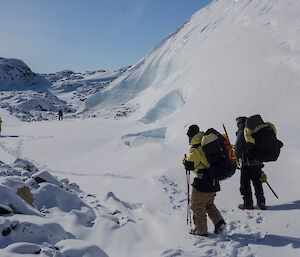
[189,228,208,237]
[257,196,266,210]
[238,204,254,210]
[214,220,226,234]
[257,202,266,210]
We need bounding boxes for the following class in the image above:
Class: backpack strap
[253,123,269,134]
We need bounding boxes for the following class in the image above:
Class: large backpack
[201,128,236,181]
[244,114,283,162]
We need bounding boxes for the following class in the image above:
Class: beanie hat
[187,124,199,138]
[236,116,247,124]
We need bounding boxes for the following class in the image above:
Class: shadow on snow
[267,200,300,211]
[231,233,300,248]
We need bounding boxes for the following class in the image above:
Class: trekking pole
[188,171,192,227]
[265,181,279,199]
[185,169,192,227]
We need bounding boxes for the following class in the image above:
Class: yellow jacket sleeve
[186,147,210,174]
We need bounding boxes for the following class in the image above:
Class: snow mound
[0,158,109,256]
[1,240,108,257]
[31,170,63,187]
[0,158,149,256]
[13,158,39,173]
[0,184,41,216]
[121,127,166,147]
[56,239,109,257]
[3,242,41,254]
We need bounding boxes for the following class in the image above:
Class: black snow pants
[240,165,265,207]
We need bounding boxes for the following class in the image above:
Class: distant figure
[0,115,2,136]
[58,109,63,121]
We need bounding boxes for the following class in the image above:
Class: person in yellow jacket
[183,124,226,236]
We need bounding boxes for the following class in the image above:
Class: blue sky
[0,0,212,73]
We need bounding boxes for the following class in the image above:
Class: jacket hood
[190,132,204,146]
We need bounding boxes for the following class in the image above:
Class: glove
[260,171,267,183]
[182,154,187,165]
[182,154,194,170]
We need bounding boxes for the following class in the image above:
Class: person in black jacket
[235,116,266,210]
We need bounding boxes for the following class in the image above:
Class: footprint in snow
[157,175,186,210]
[161,249,184,257]
[192,234,255,257]
[0,139,23,158]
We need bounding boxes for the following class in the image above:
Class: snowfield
[1,0,300,256]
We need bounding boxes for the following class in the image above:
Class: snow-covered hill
[45,67,130,117]
[0,58,128,121]
[0,58,50,92]
[83,0,300,135]
[0,58,73,121]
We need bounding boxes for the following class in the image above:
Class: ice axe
[222,123,230,143]
[261,171,279,199]
[265,181,279,199]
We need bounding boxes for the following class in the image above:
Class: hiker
[182,124,226,236]
[235,116,266,210]
[58,109,63,121]
[0,115,2,136]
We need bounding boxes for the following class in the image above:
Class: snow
[122,127,166,147]
[0,58,128,122]
[0,58,50,91]
[139,89,184,124]
[56,239,109,257]
[47,67,129,115]
[1,0,300,256]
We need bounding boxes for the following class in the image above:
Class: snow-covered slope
[84,0,300,134]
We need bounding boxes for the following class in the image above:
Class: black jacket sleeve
[235,130,246,159]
